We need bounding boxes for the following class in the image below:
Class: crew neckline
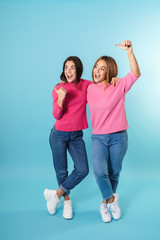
[96,82,111,87]
[59,79,82,88]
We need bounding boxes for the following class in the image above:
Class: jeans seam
[70,143,82,173]
[66,139,85,189]
[49,128,54,148]
[60,184,70,194]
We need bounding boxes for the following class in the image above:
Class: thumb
[115,43,122,47]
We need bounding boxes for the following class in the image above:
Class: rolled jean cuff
[60,184,70,196]
[105,192,114,202]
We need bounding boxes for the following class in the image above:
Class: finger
[125,40,131,48]
[60,87,67,93]
[111,77,114,83]
[116,78,119,85]
[128,40,132,47]
[111,78,115,87]
[125,40,129,47]
[59,87,64,91]
[113,78,119,87]
[115,43,122,48]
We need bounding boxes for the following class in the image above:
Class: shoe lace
[102,204,109,214]
[110,202,117,213]
[64,200,72,208]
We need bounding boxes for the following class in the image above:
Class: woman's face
[64,61,76,83]
[93,60,107,83]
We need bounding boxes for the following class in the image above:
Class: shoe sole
[112,214,121,220]
[63,214,73,220]
[44,189,56,215]
[44,189,52,201]
[100,209,111,223]
[47,201,56,215]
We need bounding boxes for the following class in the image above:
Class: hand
[54,87,67,101]
[115,40,133,54]
[111,77,119,87]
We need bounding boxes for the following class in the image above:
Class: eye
[101,68,105,71]
[71,66,76,70]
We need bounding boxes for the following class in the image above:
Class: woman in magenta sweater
[44,56,91,219]
[87,40,141,223]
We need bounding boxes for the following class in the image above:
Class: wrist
[127,50,134,56]
[57,98,63,109]
[58,97,64,102]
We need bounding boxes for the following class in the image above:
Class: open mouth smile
[95,73,100,79]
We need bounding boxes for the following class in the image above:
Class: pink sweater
[87,71,140,134]
[52,79,92,131]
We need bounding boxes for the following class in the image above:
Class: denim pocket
[72,130,83,140]
[114,130,128,146]
[49,126,56,147]
[52,125,56,131]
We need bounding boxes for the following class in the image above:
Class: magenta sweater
[87,71,140,134]
[52,79,92,131]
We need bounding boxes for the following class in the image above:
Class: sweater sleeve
[86,80,93,103]
[120,71,140,94]
[86,80,93,87]
[52,88,63,120]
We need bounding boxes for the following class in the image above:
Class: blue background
[1,0,160,239]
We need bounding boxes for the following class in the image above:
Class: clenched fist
[54,87,67,101]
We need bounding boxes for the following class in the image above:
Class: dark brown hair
[92,56,118,89]
[60,56,83,87]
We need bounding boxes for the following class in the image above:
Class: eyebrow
[95,64,106,69]
[65,65,75,67]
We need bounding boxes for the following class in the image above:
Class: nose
[96,68,100,73]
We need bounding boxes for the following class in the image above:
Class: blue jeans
[92,130,128,201]
[49,126,89,196]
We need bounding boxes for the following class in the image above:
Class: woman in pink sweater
[87,40,141,223]
[44,56,91,219]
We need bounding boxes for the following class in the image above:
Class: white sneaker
[44,189,60,215]
[63,200,73,219]
[108,193,121,220]
[100,202,111,223]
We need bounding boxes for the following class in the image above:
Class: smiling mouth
[95,74,100,79]
[67,75,73,80]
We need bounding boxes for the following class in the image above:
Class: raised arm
[116,40,141,77]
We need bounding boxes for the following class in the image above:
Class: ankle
[64,196,70,201]
[108,195,115,204]
[56,189,65,199]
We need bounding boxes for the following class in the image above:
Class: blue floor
[1,165,160,240]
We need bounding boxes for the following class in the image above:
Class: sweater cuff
[130,70,141,79]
